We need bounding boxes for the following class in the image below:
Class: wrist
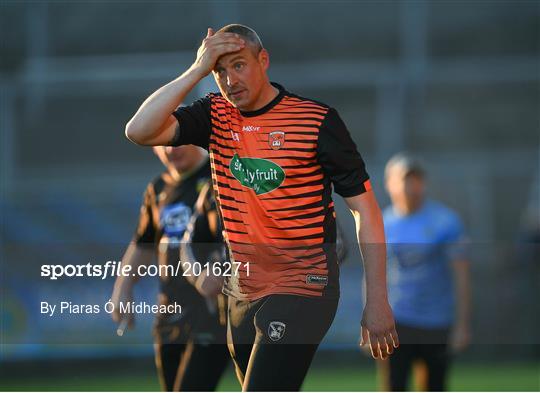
[365,285,389,304]
[365,294,389,305]
[186,63,210,81]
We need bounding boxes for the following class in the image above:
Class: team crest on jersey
[268,321,286,341]
[268,131,285,150]
[160,202,191,238]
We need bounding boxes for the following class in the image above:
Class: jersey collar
[239,82,285,118]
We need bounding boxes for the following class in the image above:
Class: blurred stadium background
[1,0,539,391]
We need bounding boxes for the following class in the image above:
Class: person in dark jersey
[111,145,229,391]
[124,24,398,391]
[376,153,471,391]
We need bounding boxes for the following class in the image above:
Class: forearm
[125,29,246,145]
[347,192,397,358]
[111,243,153,324]
[113,243,154,290]
[453,261,471,326]
[346,192,388,302]
[355,208,388,302]
[125,66,205,145]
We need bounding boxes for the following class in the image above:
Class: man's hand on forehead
[191,28,245,77]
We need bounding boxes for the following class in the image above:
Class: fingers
[111,309,120,323]
[204,31,244,46]
[214,33,244,48]
[112,307,133,326]
[201,33,245,60]
[382,333,393,355]
[360,325,369,346]
[390,326,400,348]
[362,328,399,360]
[369,331,380,359]
[214,41,245,55]
[374,335,394,360]
[361,325,383,359]
[111,299,122,323]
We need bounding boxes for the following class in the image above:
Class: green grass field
[1,362,538,391]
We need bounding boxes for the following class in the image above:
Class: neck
[247,82,279,112]
[167,155,207,183]
[395,199,424,216]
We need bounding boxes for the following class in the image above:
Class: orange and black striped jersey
[172,83,371,300]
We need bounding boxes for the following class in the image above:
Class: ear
[258,49,270,72]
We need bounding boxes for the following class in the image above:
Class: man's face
[385,168,425,212]
[212,45,268,111]
[153,145,204,173]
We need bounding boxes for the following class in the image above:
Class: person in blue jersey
[378,152,471,391]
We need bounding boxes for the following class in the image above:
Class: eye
[234,62,245,71]
[215,67,226,77]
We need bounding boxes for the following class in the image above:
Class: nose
[226,72,238,87]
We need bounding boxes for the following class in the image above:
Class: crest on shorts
[268,321,286,341]
[268,131,285,150]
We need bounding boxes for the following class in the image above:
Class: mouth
[229,89,247,99]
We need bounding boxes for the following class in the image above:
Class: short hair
[384,152,426,180]
[217,24,263,54]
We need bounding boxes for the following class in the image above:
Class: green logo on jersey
[229,154,285,195]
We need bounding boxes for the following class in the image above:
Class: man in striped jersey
[125,24,398,391]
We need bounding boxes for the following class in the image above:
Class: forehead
[387,166,423,181]
[215,47,256,68]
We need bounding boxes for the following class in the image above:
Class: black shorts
[153,296,229,391]
[227,294,338,391]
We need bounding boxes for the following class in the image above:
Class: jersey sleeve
[316,107,371,197]
[170,96,212,149]
[444,212,469,262]
[133,184,157,245]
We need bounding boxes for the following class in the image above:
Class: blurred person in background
[180,179,228,304]
[375,152,471,391]
[124,23,398,391]
[110,145,230,391]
